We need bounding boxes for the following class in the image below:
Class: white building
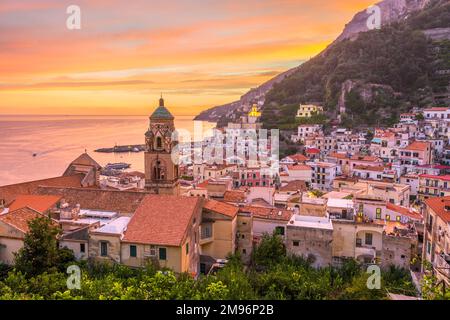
[423,107,450,121]
[307,161,340,191]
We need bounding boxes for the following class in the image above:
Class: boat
[104,162,131,170]
[94,144,145,153]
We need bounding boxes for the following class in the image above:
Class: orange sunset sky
[0,0,375,116]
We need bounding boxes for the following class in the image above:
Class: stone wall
[381,234,416,269]
[286,225,333,268]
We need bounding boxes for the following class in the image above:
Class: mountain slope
[335,0,431,42]
[262,0,450,129]
[194,66,299,123]
[194,0,439,125]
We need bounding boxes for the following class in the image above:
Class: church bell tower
[144,96,180,195]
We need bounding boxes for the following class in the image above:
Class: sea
[0,115,216,186]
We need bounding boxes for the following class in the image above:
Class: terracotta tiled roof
[0,207,47,233]
[404,141,430,152]
[353,165,385,172]
[288,154,309,162]
[122,195,202,246]
[305,148,320,154]
[279,180,307,192]
[197,180,210,188]
[8,195,62,213]
[329,152,348,159]
[70,153,102,169]
[203,199,238,218]
[419,174,450,181]
[386,202,422,220]
[424,196,450,223]
[350,155,380,162]
[0,174,84,205]
[239,205,293,222]
[223,190,246,203]
[35,186,148,214]
[287,164,311,171]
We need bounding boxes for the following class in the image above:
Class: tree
[14,216,74,276]
[421,261,450,300]
[251,232,286,268]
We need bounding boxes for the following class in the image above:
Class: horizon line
[0,114,198,117]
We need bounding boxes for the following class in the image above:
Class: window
[100,242,108,257]
[202,224,212,239]
[159,247,167,260]
[293,241,299,247]
[275,226,285,236]
[376,208,381,219]
[156,136,162,149]
[396,216,401,222]
[385,214,391,221]
[130,245,137,257]
[185,243,189,255]
[365,233,373,246]
[243,249,247,254]
[200,263,206,274]
[80,243,85,253]
[150,245,156,256]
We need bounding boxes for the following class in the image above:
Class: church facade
[144,97,180,195]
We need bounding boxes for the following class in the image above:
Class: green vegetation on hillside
[262,0,450,129]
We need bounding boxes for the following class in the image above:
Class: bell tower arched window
[152,160,166,180]
[156,136,162,150]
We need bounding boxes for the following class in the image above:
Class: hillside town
[0,98,449,293]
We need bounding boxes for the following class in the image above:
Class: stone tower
[144,97,180,195]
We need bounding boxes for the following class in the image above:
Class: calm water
[0,115,216,186]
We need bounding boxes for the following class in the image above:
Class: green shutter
[100,242,108,256]
[130,245,137,257]
[159,247,167,260]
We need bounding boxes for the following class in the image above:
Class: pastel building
[296,104,324,118]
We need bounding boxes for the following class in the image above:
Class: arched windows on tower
[152,160,166,180]
[156,136,163,150]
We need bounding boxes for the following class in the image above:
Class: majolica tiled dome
[150,97,174,120]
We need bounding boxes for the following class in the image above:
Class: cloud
[0,80,155,90]
[0,0,376,114]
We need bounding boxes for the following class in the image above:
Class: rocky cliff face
[336,0,431,42]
